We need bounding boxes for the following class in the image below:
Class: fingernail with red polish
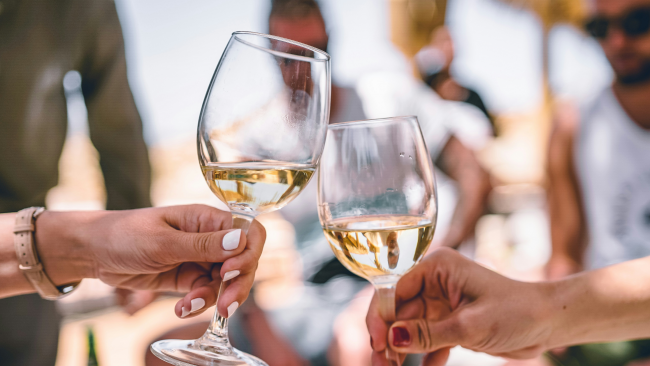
[392,326,411,347]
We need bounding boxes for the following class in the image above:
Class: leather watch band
[14,207,78,300]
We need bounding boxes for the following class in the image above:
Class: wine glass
[317,116,437,364]
[151,31,330,366]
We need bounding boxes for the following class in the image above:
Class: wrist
[542,277,581,350]
[35,210,105,284]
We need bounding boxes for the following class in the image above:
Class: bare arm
[435,136,491,249]
[552,256,650,346]
[0,206,266,319]
[547,105,586,279]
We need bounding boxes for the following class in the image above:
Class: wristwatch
[14,207,79,300]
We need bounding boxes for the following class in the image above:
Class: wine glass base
[151,339,268,366]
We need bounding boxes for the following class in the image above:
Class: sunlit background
[41,0,617,365]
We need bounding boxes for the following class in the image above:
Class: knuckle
[252,221,267,240]
[433,247,457,260]
[415,319,433,350]
[192,234,213,261]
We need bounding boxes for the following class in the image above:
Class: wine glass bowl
[317,116,437,363]
[198,32,330,219]
[151,31,330,366]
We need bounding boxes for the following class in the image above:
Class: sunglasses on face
[585,7,650,39]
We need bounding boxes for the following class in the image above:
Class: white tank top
[576,87,650,270]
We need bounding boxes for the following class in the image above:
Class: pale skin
[366,248,650,366]
[0,204,265,319]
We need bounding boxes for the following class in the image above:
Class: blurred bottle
[87,326,99,366]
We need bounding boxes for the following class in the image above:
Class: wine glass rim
[232,31,330,62]
[328,115,418,129]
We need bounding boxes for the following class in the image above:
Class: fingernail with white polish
[227,301,239,317]
[222,229,241,251]
[181,307,190,318]
[223,270,240,282]
[190,298,206,314]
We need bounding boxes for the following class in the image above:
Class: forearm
[0,211,100,299]
[548,257,650,348]
[436,137,491,248]
[443,170,490,248]
[547,189,585,278]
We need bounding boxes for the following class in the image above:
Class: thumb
[168,228,246,264]
[388,317,462,354]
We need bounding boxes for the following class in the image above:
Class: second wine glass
[151,31,330,366]
[317,116,437,364]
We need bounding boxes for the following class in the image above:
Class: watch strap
[14,207,76,300]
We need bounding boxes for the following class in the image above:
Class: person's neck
[612,81,650,130]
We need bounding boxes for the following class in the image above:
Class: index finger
[396,247,464,304]
[367,292,389,353]
[219,219,266,279]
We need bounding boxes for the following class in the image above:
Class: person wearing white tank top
[576,87,650,271]
[546,0,650,364]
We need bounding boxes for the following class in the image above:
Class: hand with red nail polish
[366,248,553,365]
[391,327,411,348]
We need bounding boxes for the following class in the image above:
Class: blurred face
[431,26,455,69]
[269,14,328,52]
[589,0,650,84]
[269,14,328,94]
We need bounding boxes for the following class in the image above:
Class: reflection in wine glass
[151,31,330,366]
[318,116,437,364]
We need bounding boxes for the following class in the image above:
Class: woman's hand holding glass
[366,248,556,366]
[81,205,265,319]
[4,205,265,317]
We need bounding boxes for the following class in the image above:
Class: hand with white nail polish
[222,230,241,251]
[75,204,266,318]
[181,298,207,318]
[0,204,266,314]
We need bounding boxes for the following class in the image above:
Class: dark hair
[269,0,323,21]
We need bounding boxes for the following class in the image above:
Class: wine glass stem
[376,282,401,365]
[200,213,254,348]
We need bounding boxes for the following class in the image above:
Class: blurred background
[3,0,629,365]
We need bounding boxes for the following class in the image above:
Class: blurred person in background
[414,26,495,134]
[0,0,151,364]
[546,0,650,365]
[147,1,491,366]
[356,50,492,254]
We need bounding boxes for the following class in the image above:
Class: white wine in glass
[202,162,316,215]
[323,215,434,278]
[151,31,330,366]
[318,116,437,364]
